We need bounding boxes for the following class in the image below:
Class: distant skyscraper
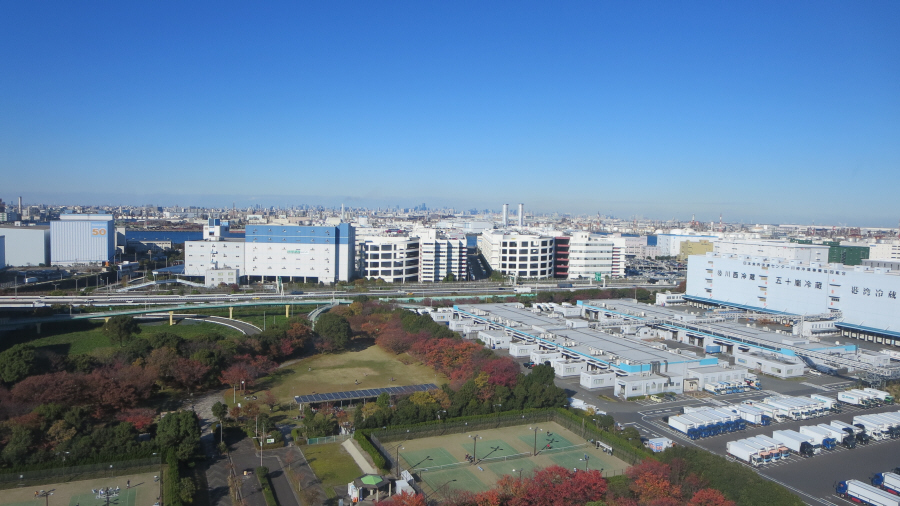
[518,203,524,227]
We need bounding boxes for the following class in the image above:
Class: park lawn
[302,443,363,499]
[232,344,448,407]
[19,320,242,356]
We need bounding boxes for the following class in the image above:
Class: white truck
[737,404,771,426]
[850,389,882,406]
[798,426,837,450]
[750,435,791,459]
[864,388,895,405]
[741,437,778,462]
[816,423,858,449]
[811,394,841,412]
[837,390,870,407]
[753,402,788,422]
[832,420,872,445]
[853,415,889,440]
[836,480,900,506]
[727,440,765,467]
[872,472,900,495]
[772,430,817,457]
[766,399,804,420]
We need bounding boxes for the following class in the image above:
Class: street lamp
[579,454,590,471]
[395,445,404,476]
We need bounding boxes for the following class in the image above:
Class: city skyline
[2,2,899,226]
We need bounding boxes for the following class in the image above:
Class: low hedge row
[256,466,279,506]
[353,430,388,470]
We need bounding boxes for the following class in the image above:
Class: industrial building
[714,239,829,263]
[0,225,50,267]
[449,302,728,398]
[562,232,624,280]
[184,219,355,285]
[50,215,115,266]
[685,252,900,346]
[655,233,718,257]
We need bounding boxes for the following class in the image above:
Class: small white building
[857,349,891,367]
[580,370,616,390]
[478,329,511,349]
[615,373,684,398]
[685,365,749,389]
[732,349,805,378]
[509,342,539,358]
[530,350,563,365]
[551,358,586,378]
[655,291,685,306]
[204,268,239,287]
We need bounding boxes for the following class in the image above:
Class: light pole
[470,434,482,465]
[233,384,237,404]
[512,468,524,480]
[395,445,404,476]
[579,454,590,471]
[530,426,541,456]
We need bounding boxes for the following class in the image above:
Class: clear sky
[2,1,898,225]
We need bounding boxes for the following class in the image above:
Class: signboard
[90,222,108,237]
[266,437,275,444]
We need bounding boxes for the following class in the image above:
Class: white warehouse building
[565,231,622,280]
[0,225,50,267]
[50,215,115,266]
[685,252,900,346]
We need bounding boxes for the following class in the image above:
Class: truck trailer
[811,394,841,413]
[772,430,817,457]
[750,435,790,459]
[737,405,771,426]
[816,423,857,449]
[864,388,895,405]
[836,480,900,506]
[872,472,900,495]
[726,441,765,467]
[838,390,870,407]
[797,426,837,450]
[832,420,871,445]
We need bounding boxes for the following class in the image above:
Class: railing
[0,456,161,489]
[304,434,353,445]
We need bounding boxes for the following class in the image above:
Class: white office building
[477,231,555,279]
[0,225,50,267]
[868,241,900,261]
[361,234,419,283]
[416,229,467,282]
[50,215,115,266]
[566,232,621,279]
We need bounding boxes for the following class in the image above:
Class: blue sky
[2,1,898,225]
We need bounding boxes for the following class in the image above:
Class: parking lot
[640,403,900,506]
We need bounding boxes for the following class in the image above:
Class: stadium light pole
[395,445,404,476]
[530,427,540,456]
[471,434,482,465]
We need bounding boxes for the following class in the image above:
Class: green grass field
[0,471,158,505]
[6,320,242,357]
[302,443,363,499]
[241,344,448,406]
[396,421,630,500]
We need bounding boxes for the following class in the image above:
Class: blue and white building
[50,214,115,266]
[185,220,355,285]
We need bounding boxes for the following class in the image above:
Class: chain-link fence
[0,456,162,489]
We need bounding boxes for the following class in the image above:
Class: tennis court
[396,421,630,500]
[0,471,158,506]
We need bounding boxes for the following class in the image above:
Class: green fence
[0,456,162,489]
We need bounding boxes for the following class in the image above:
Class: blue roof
[681,295,796,316]
[152,264,185,275]
[835,322,900,339]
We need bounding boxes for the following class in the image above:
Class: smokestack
[502,204,509,227]
[518,203,524,227]
[18,196,22,214]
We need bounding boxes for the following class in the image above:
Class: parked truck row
[838,388,895,408]
[836,479,900,506]
[668,407,748,440]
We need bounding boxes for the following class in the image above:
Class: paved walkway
[342,438,378,475]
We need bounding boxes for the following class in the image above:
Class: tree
[172,358,210,392]
[103,315,142,346]
[212,401,228,423]
[0,344,36,384]
[315,312,352,352]
[116,407,157,432]
[262,390,278,411]
[156,410,200,461]
[689,489,735,506]
[375,492,426,506]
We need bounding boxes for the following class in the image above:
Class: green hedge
[163,452,183,506]
[353,430,388,470]
[256,466,279,506]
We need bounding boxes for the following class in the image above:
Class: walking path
[342,439,378,475]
